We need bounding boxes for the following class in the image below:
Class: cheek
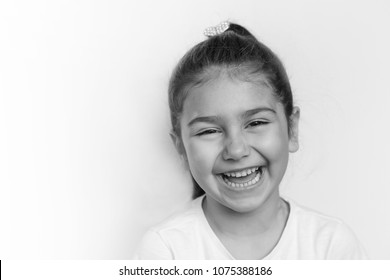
[184,140,220,176]
[252,128,290,163]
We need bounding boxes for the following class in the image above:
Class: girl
[133,22,367,260]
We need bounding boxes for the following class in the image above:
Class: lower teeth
[223,169,262,188]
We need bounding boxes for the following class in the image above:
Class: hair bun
[226,23,256,39]
[203,22,255,39]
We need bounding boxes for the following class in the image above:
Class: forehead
[182,76,282,119]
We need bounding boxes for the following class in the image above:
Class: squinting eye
[247,120,268,128]
[196,129,220,136]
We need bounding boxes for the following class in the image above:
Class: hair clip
[203,21,230,37]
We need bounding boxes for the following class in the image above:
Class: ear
[288,106,300,153]
[170,132,190,169]
[170,131,188,162]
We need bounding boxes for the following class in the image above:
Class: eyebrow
[187,107,276,127]
[242,107,276,119]
[187,116,221,127]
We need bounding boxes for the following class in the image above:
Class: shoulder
[288,198,344,231]
[285,198,368,259]
[132,196,205,260]
[149,196,205,239]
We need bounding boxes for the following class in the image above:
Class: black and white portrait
[0,0,389,260]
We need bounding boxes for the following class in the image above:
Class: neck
[203,192,288,237]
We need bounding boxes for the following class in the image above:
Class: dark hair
[168,23,294,199]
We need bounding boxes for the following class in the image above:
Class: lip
[217,166,266,192]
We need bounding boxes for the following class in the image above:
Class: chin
[219,195,267,214]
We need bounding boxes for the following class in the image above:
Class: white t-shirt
[133,196,367,260]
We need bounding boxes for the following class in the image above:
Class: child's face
[174,75,299,213]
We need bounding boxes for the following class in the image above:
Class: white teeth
[222,169,262,189]
[223,167,259,178]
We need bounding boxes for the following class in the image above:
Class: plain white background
[1,0,389,259]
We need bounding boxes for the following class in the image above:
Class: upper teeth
[223,167,259,177]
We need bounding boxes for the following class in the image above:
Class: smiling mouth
[219,166,265,190]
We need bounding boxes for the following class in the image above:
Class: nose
[222,131,250,161]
